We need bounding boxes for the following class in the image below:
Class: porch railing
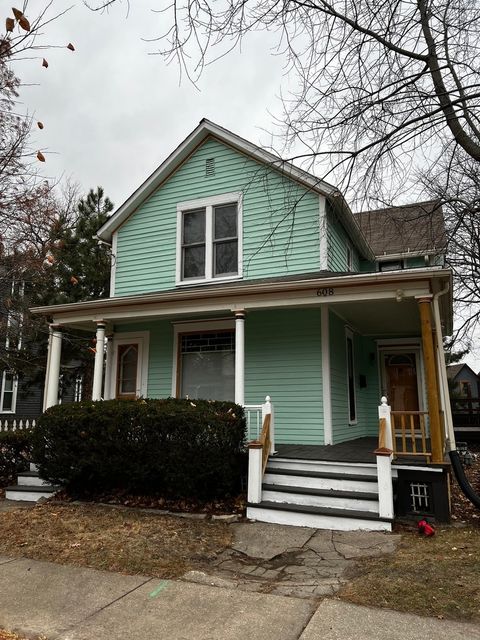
[0,418,37,433]
[247,396,274,504]
[244,404,262,440]
[390,410,431,462]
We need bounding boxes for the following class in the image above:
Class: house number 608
[316,288,334,296]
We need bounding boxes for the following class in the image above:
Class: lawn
[340,526,480,622]
[0,503,232,578]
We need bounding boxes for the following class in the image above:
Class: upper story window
[176,192,242,285]
[379,259,404,272]
[5,280,24,351]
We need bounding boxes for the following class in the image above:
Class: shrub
[0,430,32,487]
[31,398,246,500]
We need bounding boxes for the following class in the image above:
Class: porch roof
[31,268,453,334]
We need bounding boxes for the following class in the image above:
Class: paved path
[0,555,479,640]
[183,522,401,598]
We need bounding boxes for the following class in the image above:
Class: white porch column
[234,310,245,406]
[45,325,63,410]
[103,334,114,400]
[92,322,106,401]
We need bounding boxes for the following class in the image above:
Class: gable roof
[354,200,446,258]
[446,363,479,381]
[96,119,374,260]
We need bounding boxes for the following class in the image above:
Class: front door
[383,352,420,411]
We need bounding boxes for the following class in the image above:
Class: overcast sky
[14,1,479,370]
[17,0,287,208]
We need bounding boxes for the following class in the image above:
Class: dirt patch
[0,503,232,578]
[340,526,480,622]
[0,631,45,640]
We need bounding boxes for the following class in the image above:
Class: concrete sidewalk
[0,555,479,640]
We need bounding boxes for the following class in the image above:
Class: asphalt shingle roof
[355,200,446,257]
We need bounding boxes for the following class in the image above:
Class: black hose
[449,450,480,509]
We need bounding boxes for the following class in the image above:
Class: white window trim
[175,191,243,286]
[110,331,150,399]
[171,319,235,397]
[345,328,357,425]
[346,243,354,272]
[0,371,18,414]
[110,231,118,295]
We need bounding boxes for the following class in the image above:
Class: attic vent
[205,157,215,176]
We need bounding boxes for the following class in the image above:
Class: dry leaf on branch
[67,42,75,51]
[37,121,44,129]
[11,8,23,21]
[36,150,45,162]
[42,58,48,68]
[18,16,30,31]
[5,17,14,32]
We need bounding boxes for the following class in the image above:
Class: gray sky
[18,1,286,207]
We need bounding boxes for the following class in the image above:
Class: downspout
[432,284,455,452]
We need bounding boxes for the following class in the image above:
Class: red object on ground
[418,519,435,536]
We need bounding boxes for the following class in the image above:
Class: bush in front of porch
[0,431,32,487]
[31,398,246,500]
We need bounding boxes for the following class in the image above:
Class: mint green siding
[114,138,321,296]
[329,310,379,443]
[327,205,360,272]
[245,309,324,444]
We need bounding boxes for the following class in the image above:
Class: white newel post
[376,396,394,520]
[262,395,276,455]
[45,325,63,410]
[247,442,263,503]
[234,311,245,406]
[92,322,106,401]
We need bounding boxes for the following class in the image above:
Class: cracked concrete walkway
[182,522,401,599]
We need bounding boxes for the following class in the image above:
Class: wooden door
[384,353,420,411]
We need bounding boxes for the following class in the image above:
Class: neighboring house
[0,271,84,429]
[447,363,480,438]
[30,119,455,528]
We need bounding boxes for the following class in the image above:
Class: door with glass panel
[178,331,235,401]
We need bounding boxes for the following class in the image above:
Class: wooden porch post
[417,296,444,464]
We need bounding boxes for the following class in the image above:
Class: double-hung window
[177,193,242,284]
[0,371,17,413]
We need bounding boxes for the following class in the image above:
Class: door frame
[376,338,427,412]
[109,331,150,399]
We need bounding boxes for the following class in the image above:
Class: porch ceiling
[331,298,421,336]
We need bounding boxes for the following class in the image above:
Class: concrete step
[261,483,379,513]
[5,484,56,502]
[17,471,50,487]
[247,501,392,532]
[264,468,379,494]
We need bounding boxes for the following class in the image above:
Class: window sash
[346,332,357,423]
[0,371,18,413]
[178,198,240,283]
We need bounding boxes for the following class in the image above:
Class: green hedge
[0,431,32,487]
[31,398,246,499]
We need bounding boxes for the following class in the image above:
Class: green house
[33,120,454,529]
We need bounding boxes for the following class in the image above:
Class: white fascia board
[96,119,337,242]
[31,267,452,320]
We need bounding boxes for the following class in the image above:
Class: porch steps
[5,464,57,502]
[247,456,393,531]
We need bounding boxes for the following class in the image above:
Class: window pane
[183,245,205,279]
[214,240,238,276]
[347,337,356,421]
[118,345,138,395]
[181,351,235,401]
[214,204,237,239]
[3,374,13,392]
[183,209,205,244]
[2,391,13,411]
